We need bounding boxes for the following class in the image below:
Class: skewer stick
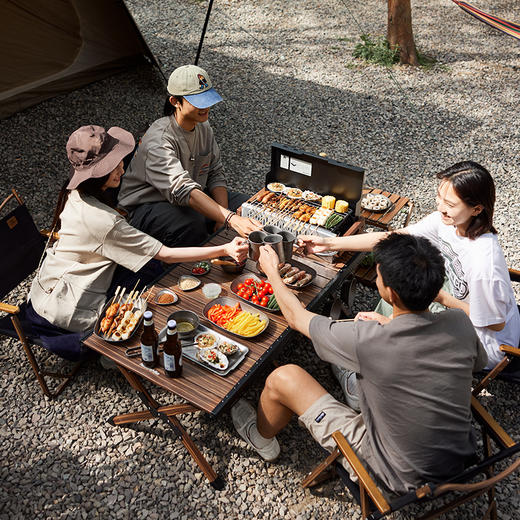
[136,286,147,302]
[145,285,156,303]
[111,285,121,304]
[116,287,126,305]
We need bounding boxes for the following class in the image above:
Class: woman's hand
[355,311,391,325]
[258,245,281,278]
[297,235,330,255]
[229,214,262,237]
[223,237,249,263]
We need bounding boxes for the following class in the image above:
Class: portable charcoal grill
[241,143,365,238]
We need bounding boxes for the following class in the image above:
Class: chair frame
[472,268,520,396]
[0,189,82,398]
[302,396,520,520]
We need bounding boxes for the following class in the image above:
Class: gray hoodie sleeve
[145,142,202,207]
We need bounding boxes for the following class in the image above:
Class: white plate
[267,182,286,193]
[360,193,392,212]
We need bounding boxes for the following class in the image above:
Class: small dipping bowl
[178,275,201,291]
[202,283,222,299]
[167,310,199,340]
[219,256,246,274]
[154,289,179,306]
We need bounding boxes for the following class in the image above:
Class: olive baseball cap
[167,65,223,109]
[66,125,135,189]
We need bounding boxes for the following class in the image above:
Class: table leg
[110,365,224,489]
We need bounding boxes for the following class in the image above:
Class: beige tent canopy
[0,0,163,119]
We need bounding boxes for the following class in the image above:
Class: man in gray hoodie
[118,65,261,247]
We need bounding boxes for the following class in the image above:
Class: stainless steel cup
[248,230,268,261]
[263,224,282,235]
[277,230,296,262]
[263,234,285,263]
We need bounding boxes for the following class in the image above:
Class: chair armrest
[0,302,20,314]
[509,268,519,283]
[500,344,520,357]
[471,396,515,449]
[331,431,391,514]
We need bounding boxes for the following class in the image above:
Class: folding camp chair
[472,268,520,396]
[302,396,520,520]
[0,189,83,398]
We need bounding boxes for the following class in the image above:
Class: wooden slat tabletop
[360,187,411,230]
[84,228,350,417]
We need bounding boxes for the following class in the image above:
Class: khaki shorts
[299,393,371,481]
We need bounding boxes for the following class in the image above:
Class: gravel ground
[1,0,519,518]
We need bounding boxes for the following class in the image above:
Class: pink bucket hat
[66,125,135,189]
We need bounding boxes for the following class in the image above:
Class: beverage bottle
[140,310,158,368]
[163,319,183,378]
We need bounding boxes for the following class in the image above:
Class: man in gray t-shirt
[231,234,487,494]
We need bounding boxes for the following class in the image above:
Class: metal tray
[158,323,249,377]
[230,273,280,313]
[360,194,392,213]
[94,297,147,344]
[257,258,316,289]
[203,296,269,338]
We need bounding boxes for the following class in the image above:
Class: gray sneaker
[231,399,280,462]
[331,364,360,412]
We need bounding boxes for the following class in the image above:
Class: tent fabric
[451,0,520,42]
[0,0,161,119]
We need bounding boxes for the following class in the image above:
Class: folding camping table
[83,224,363,488]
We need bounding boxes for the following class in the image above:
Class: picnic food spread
[192,261,210,275]
[196,333,217,348]
[178,275,201,291]
[98,288,144,342]
[361,193,391,211]
[217,341,239,356]
[207,302,267,337]
[197,348,228,370]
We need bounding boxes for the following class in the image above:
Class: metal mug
[263,234,285,263]
[263,224,282,235]
[248,230,268,261]
[277,230,296,262]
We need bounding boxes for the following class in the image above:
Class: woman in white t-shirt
[29,125,248,333]
[299,161,519,369]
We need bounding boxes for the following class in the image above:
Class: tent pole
[195,0,214,65]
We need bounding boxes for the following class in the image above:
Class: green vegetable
[325,213,343,229]
[267,294,280,310]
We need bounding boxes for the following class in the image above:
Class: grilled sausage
[283,270,306,285]
[293,273,313,287]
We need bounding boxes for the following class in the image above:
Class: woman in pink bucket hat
[28,124,247,334]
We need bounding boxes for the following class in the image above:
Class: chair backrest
[0,190,45,299]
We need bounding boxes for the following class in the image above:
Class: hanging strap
[451,0,520,41]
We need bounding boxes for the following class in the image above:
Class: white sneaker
[231,399,280,462]
[331,364,360,412]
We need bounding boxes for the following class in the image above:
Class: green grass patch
[353,34,400,67]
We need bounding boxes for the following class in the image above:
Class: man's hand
[355,311,391,325]
[258,245,281,278]
[229,214,262,238]
[297,235,330,255]
[223,237,249,263]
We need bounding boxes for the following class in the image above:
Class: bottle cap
[167,320,177,329]
[144,310,153,320]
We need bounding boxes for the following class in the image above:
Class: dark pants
[129,191,249,247]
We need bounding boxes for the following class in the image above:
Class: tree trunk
[387,0,419,66]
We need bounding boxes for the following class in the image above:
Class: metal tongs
[125,345,163,358]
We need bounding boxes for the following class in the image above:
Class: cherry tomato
[237,283,245,291]
[251,295,260,305]
[268,286,274,294]
[258,288,267,298]
[244,278,254,286]
[260,296,269,307]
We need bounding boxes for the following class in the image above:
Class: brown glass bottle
[140,311,158,368]
[163,319,183,378]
